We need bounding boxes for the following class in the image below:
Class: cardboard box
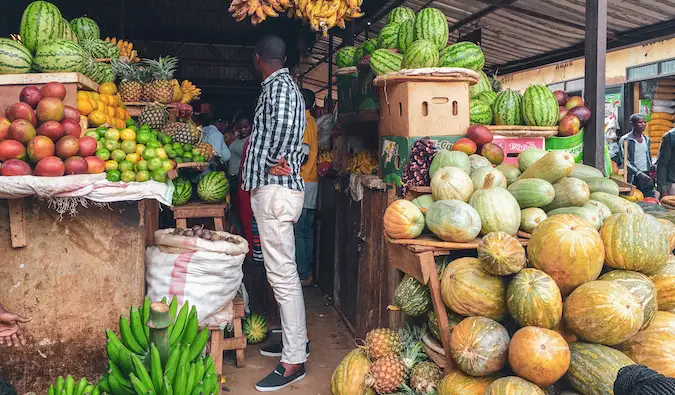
[380,135,462,186]
[492,136,545,166]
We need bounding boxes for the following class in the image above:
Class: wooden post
[582,0,607,171]
[327,34,334,113]
[8,199,26,248]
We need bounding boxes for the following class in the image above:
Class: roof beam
[449,0,519,33]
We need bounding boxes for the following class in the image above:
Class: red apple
[63,105,80,122]
[64,156,89,175]
[40,82,67,100]
[77,136,97,157]
[452,138,478,155]
[37,121,65,142]
[37,97,65,123]
[9,119,36,144]
[61,118,82,138]
[5,102,37,126]
[33,156,65,176]
[19,86,43,109]
[554,90,568,106]
[466,124,494,146]
[565,96,585,110]
[55,135,79,159]
[84,156,105,174]
[0,117,10,141]
[27,135,56,162]
[558,114,581,137]
[0,159,32,176]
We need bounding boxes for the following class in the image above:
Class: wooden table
[170,202,229,231]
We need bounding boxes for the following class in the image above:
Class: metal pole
[327,33,334,112]
[583,0,607,171]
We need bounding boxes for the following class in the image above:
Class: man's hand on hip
[269,157,292,176]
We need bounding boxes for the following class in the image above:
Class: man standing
[657,125,675,197]
[241,35,308,392]
[619,114,655,197]
[295,89,318,286]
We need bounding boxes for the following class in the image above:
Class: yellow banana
[261,4,277,17]
[247,0,260,15]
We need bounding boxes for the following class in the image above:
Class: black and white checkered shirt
[242,68,306,192]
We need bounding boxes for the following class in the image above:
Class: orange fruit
[91,92,100,101]
[88,99,98,110]
[77,99,94,115]
[106,106,116,117]
[99,82,117,95]
[87,111,107,127]
[105,114,113,126]
[120,128,136,141]
[99,94,109,105]
[77,91,89,100]
[115,107,126,119]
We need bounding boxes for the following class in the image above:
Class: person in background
[0,303,30,347]
[295,89,318,286]
[614,364,675,394]
[197,113,231,167]
[657,124,675,197]
[618,114,655,197]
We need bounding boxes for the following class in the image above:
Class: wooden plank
[220,336,247,350]
[388,235,529,251]
[210,329,224,375]
[633,82,640,115]
[143,199,159,246]
[0,72,98,91]
[387,242,426,283]
[171,203,229,219]
[337,109,380,124]
[422,251,453,369]
[8,199,26,248]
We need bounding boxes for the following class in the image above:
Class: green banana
[181,307,199,345]
[117,347,135,375]
[142,296,151,340]
[162,296,168,304]
[130,307,148,352]
[120,316,145,355]
[164,346,181,385]
[74,378,88,395]
[202,374,217,395]
[190,385,203,395]
[129,372,149,395]
[90,388,100,395]
[203,357,213,374]
[177,345,191,374]
[65,375,75,395]
[169,303,189,345]
[169,296,178,319]
[188,328,209,362]
[81,385,94,395]
[106,330,126,364]
[150,344,163,393]
[194,359,205,387]
[163,377,173,395]
[131,354,155,393]
[97,375,112,395]
[56,376,65,394]
[172,364,187,395]
[49,385,55,395]
[109,361,132,388]
[108,374,135,395]
[184,363,197,395]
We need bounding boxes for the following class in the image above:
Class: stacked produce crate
[648,78,675,156]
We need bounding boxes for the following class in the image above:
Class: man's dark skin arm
[658,133,672,195]
[0,303,30,347]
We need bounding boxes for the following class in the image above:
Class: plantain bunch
[180,80,201,103]
[289,0,364,36]
[228,0,293,25]
[104,37,140,63]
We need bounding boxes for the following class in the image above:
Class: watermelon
[395,275,431,316]
[0,38,33,74]
[493,90,524,125]
[475,91,497,107]
[370,49,403,76]
[197,171,229,202]
[397,21,415,54]
[470,70,493,98]
[70,17,100,41]
[402,40,439,69]
[523,85,559,127]
[33,39,86,72]
[413,8,449,51]
[105,41,120,59]
[61,18,77,42]
[470,100,493,125]
[438,42,485,71]
[80,38,109,59]
[362,38,379,55]
[335,46,357,68]
[20,1,64,53]
[243,313,268,344]
[353,46,365,63]
[388,6,416,24]
[378,23,402,49]
[172,177,192,206]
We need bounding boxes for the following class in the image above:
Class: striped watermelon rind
[70,17,100,42]
[470,70,493,98]
[362,38,379,56]
[81,38,109,59]
[522,85,559,127]
[388,6,416,24]
[370,49,403,76]
[105,41,120,59]
[33,39,86,73]
[402,40,439,69]
[438,41,485,71]
[61,18,78,42]
[0,38,33,74]
[395,275,431,316]
[197,171,229,203]
[378,23,402,50]
[470,100,493,125]
[20,1,64,53]
[476,91,497,107]
[335,46,357,68]
[172,177,193,205]
[397,21,414,54]
[413,8,449,51]
[493,90,524,125]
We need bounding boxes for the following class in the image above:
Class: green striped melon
[20,1,64,53]
[0,38,33,74]
[413,8,449,51]
[80,38,109,59]
[335,46,357,68]
[566,343,634,395]
[523,85,559,127]
[243,313,268,344]
[70,16,100,41]
[475,91,497,107]
[105,41,120,59]
[388,6,416,24]
[370,49,403,76]
[378,23,402,49]
[61,18,77,42]
[397,21,414,54]
[493,89,524,126]
[438,42,485,71]
[362,38,378,55]
[353,46,365,63]
[470,70,493,98]
[172,177,192,206]
[402,40,439,69]
[197,171,229,203]
[470,100,493,125]
[395,275,431,316]
[33,39,86,72]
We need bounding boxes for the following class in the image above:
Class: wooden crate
[0,73,99,114]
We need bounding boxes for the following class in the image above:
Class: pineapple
[144,57,178,103]
[409,362,442,394]
[365,356,406,394]
[112,60,142,102]
[162,121,201,145]
[365,328,403,361]
[194,142,216,162]
[398,324,427,374]
[138,104,169,130]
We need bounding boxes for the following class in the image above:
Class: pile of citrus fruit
[77,82,131,130]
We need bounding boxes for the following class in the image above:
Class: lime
[156,148,168,159]
[143,148,157,160]
[151,169,167,182]
[118,160,134,173]
[184,144,193,151]
[85,130,100,139]
[172,142,182,150]
[105,160,119,172]
[121,140,137,154]
[135,160,149,172]
[95,148,111,161]
[104,139,120,152]
[194,155,205,163]
[125,153,140,164]
[96,126,107,134]
[106,170,121,182]
[175,157,184,164]
[125,118,137,127]
[111,149,127,162]
[105,128,121,141]
[147,157,163,171]
[137,131,152,145]
[121,171,136,183]
[135,144,146,156]
[96,140,103,151]
[161,159,174,172]
[135,170,151,182]
[158,132,167,140]
[129,125,139,133]
[191,148,201,156]
[183,151,194,160]
[140,124,151,131]
[161,135,172,145]
[174,147,184,157]
[147,141,161,149]
[166,148,177,159]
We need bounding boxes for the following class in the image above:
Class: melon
[383,200,425,239]
[546,207,602,230]
[425,200,481,242]
[617,330,675,378]
[471,167,507,190]
[388,6,416,24]
[493,90,524,126]
[378,23,402,49]
[522,85,559,127]
[470,70,493,98]
[658,218,675,251]
[507,268,562,329]
[413,8,449,51]
[429,149,470,177]
[397,21,414,54]
[0,39,32,74]
[590,192,644,214]
[450,317,509,377]
[411,194,434,215]
[438,41,485,71]
[650,260,675,312]
[335,46,358,68]
[330,349,373,395]
[496,164,521,185]
[565,343,634,395]
[395,275,431,316]
[469,154,492,174]
[20,1,64,53]
[507,327,569,387]
[438,371,496,394]
[643,311,675,334]
[583,200,612,222]
[430,166,474,202]
[427,308,464,341]
[541,177,590,212]
[520,208,547,234]
[477,232,526,275]
[569,163,605,181]
[70,16,100,41]
[585,177,619,195]
[518,150,575,184]
[469,187,521,236]
[402,40,439,69]
[486,377,545,395]
[599,270,657,329]
[517,148,548,172]
[470,100,493,125]
[369,49,403,76]
[441,257,506,321]
[507,178,555,209]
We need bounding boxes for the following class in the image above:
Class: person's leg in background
[294,209,311,283]
[301,209,316,285]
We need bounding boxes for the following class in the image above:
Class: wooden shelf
[388,235,529,254]
[0,72,99,91]
[337,109,380,124]
[166,162,209,180]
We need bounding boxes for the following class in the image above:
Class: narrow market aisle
[221,287,353,394]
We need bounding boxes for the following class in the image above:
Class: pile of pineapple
[77,83,131,129]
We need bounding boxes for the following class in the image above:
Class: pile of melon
[384,148,675,394]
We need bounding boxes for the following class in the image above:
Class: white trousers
[250,184,308,364]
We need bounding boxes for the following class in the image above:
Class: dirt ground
[221,286,353,394]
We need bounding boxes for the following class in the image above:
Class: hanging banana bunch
[104,37,141,63]
[228,0,293,25]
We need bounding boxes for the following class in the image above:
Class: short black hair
[198,112,212,125]
[630,113,645,124]
[254,35,286,63]
[300,88,315,110]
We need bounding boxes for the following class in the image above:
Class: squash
[541,177,590,212]
[507,327,569,387]
[600,213,670,274]
[507,178,555,208]
[518,148,548,172]
[496,163,521,185]
[520,208,547,233]
[431,167,474,202]
[426,200,482,242]
[471,166,507,190]
[650,260,675,311]
[528,214,605,295]
[565,342,634,395]
[584,177,619,195]
[591,191,644,214]
[438,371,496,395]
[518,151,575,184]
[330,348,374,395]
[598,270,657,329]
[430,149,471,177]
[383,200,425,239]
[427,308,464,341]
[658,218,675,251]
[506,268,562,329]
[563,280,643,345]
[568,163,605,181]
[617,330,675,378]
[469,187,521,236]
[411,194,435,215]
[469,154,492,174]
[394,275,430,316]
[477,231,526,275]
[546,207,602,230]
[440,257,507,321]
[485,377,545,395]
[643,311,675,334]
[449,317,510,377]
[583,200,612,222]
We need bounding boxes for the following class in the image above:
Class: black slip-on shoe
[255,364,306,392]
[259,341,311,358]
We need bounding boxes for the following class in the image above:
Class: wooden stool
[170,202,229,231]
[209,297,246,374]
